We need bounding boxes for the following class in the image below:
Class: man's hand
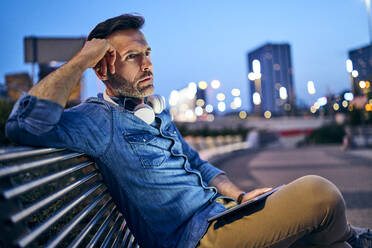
[28,38,117,107]
[209,174,273,203]
[240,187,273,203]
[76,38,117,76]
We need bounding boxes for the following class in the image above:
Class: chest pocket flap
[123,133,167,168]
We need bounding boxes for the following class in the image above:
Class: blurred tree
[304,124,345,144]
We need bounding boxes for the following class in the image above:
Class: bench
[0,147,139,248]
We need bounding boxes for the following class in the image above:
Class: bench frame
[0,147,139,248]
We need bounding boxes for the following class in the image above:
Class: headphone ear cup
[147,95,166,114]
[134,104,155,124]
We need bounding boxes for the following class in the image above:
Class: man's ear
[93,67,109,81]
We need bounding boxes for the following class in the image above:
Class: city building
[348,43,372,96]
[5,73,33,101]
[168,83,197,122]
[168,82,215,122]
[247,43,295,116]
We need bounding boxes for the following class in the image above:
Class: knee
[293,175,345,212]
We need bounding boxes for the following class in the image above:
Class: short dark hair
[87,14,145,41]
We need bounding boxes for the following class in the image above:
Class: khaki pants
[198,175,353,248]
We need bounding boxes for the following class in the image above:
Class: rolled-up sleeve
[7,93,64,136]
[174,124,225,185]
[6,93,111,156]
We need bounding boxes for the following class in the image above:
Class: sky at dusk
[1,0,369,111]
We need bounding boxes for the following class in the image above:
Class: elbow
[5,119,21,144]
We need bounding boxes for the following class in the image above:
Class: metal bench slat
[100,214,123,248]
[0,152,84,178]
[86,207,119,248]
[125,235,136,248]
[3,161,94,199]
[10,171,99,223]
[0,148,65,162]
[67,199,114,248]
[46,191,109,248]
[17,183,105,247]
[111,220,127,248]
[117,223,131,248]
[0,147,140,248]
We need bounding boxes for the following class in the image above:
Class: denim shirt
[6,93,228,248]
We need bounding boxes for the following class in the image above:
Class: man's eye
[145,51,151,56]
[127,54,137,59]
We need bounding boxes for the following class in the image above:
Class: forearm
[28,55,86,107]
[209,174,244,201]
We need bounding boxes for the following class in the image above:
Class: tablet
[208,184,286,223]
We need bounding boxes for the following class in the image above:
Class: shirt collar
[101,90,147,111]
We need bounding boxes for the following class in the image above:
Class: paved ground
[212,145,372,227]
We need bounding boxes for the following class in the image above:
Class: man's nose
[141,55,152,71]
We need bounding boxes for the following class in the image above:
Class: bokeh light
[216,93,226,101]
[195,106,203,116]
[198,81,208,90]
[169,90,179,106]
[187,82,197,99]
[333,103,339,111]
[253,59,261,73]
[239,111,247,119]
[233,97,242,108]
[310,106,317,113]
[307,81,316,95]
[211,80,221,89]
[196,99,205,106]
[346,59,353,73]
[231,88,240,96]
[264,111,272,119]
[218,102,226,112]
[253,92,261,105]
[366,104,372,112]
[344,92,354,101]
[279,87,288,100]
[205,104,213,113]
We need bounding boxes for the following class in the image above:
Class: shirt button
[174,131,177,134]
[143,139,146,142]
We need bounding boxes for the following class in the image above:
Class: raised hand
[76,38,117,76]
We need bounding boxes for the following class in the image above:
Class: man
[6,14,372,248]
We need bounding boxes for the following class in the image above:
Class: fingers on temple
[108,49,116,74]
[101,57,107,76]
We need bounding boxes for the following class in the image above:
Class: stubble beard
[106,73,154,98]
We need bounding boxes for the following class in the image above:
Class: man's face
[105,29,154,98]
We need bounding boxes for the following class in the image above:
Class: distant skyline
[1,0,369,111]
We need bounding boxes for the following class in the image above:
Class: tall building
[348,43,372,96]
[247,43,295,116]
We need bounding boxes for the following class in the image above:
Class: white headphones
[103,89,165,124]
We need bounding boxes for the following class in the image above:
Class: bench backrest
[0,147,139,248]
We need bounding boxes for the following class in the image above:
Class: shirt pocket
[123,133,167,168]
